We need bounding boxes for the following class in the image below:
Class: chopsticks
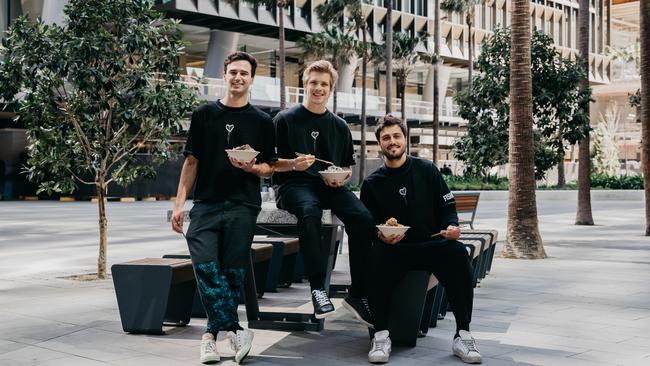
[430,232,442,238]
[295,152,334,166]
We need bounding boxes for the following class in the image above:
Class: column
[204,30,240,78]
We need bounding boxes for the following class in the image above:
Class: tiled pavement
[0,198,649,365]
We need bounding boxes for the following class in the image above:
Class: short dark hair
[224,51,258,77]
[375,114,407,141]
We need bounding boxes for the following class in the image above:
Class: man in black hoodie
[361,115,481,364]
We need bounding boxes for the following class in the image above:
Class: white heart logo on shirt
[399,187,407,196]
[311,131,319,139]
[225,124,234,133]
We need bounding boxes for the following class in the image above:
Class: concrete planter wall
[470,190,644,202]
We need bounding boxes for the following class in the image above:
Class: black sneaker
[343,296,374,328]
[311,289,335,319]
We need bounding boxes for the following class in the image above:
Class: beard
[383,145,405,160]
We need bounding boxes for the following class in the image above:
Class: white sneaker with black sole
[199,333,220,364]
[311,289,336,319]
[368,330,391,364]
[452,330,482,364]
[229,329,254,364]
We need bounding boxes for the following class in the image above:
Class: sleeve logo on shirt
[443,192,455,202]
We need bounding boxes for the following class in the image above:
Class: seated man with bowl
[360,115,482,365]
[272,60,375,324]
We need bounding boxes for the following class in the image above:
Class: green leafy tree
[297,26,357,114]
[452,28,590,180]
[315,0,371,183]
[0,0,197,278]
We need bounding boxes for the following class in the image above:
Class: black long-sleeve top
[360,156,459,243]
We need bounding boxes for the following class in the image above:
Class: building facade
[0,0,638,198]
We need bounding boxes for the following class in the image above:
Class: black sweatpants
[277,182,374,298]
[369,239,474,333]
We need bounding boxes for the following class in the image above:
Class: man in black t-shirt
[360,115,482,364]
[171,52,276,365]
[273,60,374,324]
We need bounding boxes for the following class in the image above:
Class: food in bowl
[384,217,403,227]
[225,144,259,162]
[376,217,409,237]
[318,165,351,185]
[233,144,253,151]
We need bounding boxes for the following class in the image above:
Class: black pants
[369,239,474,332]
[277,182,374,298]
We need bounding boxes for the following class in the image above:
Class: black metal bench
[111,258,196,334]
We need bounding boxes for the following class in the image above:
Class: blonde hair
[302,60,338,88]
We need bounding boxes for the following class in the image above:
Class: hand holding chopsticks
[295,152,334,166]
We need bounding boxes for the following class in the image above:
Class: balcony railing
[178,75,466,126]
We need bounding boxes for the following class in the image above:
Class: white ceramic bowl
[376,224,410,237]
[319,170,351,185]
[225,149,259,163]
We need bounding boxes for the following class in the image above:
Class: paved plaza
[0,194,649,366]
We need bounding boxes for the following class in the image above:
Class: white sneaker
[199,333,220,364]
[368,330,391,364]
[229,329,254,364]
[452,330,482,364]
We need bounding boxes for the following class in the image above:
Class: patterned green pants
[185,201,258,334]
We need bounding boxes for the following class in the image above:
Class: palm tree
[433,0,441,164]
[575,0,594,225]
[228,0,289,109]
[441,0,482,91]
[385,0,393,113]
[502,0,545,259]
[297,27,358,114]
[315,0,371,183]
[391,32,428,154]
[641,0,650,235]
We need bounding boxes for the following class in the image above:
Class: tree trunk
[401,80,408,155]
[278,2,287,110]
[502,0,546,259]
[359,27,368,185]
[641,0,650,235]
[385,0,393,114]
[557,155,566,188]
[466,13,473,91]
[96,181,108,278]
[433,0,440,164]
[576,0,594,225]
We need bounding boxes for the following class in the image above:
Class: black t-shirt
[183,100,277,208]
[360,156,459,243]
[273,105,355,186]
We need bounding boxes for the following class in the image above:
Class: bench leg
[112,265,172,335]
[164,280,196,326]
[387,271,429,347]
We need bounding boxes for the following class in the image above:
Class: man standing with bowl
[360,115,481,364]
[171,51,276,364]
[273,60,375,325]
